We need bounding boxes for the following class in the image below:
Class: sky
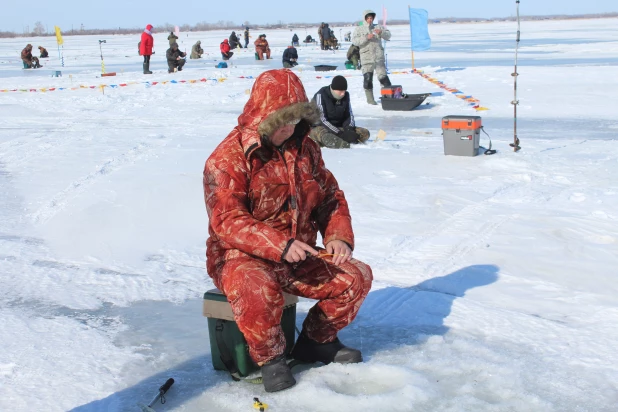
[1,0,617,33]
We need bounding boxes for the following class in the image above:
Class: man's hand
[326,240,352,266]
[367,33,374,39]
[374,28,382,35]
[283,240,318,263]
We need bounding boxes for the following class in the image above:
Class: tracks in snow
[30,139,164,224]
[379,180,553,283]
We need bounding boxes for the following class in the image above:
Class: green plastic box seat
[203,288,298,377]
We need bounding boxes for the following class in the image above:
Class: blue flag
[409,8,431,51]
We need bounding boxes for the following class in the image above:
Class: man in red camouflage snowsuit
[203,69,373,392]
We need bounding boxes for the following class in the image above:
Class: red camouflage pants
[211,255,373,364]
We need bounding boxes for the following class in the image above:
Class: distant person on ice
[203,68,372,393]
[166,42,186,73]
[321,23,332,50]
[282,45,298,68]
[291,33,299,46]
[140,24,154,74]
[38,46,49,58]
[254,34,271,60]
[310,75,370,149]
[168,31,178,46]
[244,27,250,48]
[229,31,240,49]
[21,44,42,69]
[190,40,203,59]
[353,9,391,105]
[220,39,234,60]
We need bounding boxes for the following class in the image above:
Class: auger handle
[159,378,174,395]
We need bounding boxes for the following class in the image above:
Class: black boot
[379,75,392,87]
[261,355,296,393]
[291,333,362,365]
[363,72,374,90]
[143,62,152,75]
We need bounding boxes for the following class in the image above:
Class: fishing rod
[510,0,521,152]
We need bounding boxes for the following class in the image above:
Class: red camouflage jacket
[254,38,269,50]
[203,69,354,275]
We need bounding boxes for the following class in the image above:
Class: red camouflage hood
[238,69,308,132]
[236,69,311,153]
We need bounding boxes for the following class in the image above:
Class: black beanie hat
[331,75,347,91]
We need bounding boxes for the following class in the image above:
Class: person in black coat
[229,31,239,49]
[282,46,298,68]
[309,76,370,149]
[291,33,299,46]
[166,42,186,73]
[321,24,332,50]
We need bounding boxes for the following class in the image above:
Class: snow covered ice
[1,18,617,411]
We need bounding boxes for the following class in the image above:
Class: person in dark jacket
[140,24,154,74]
[321,24,332,50]
[229,31,239,49]
[166,42,186,73]
[38,46,49,58]
[328,28,339,50]
[291,33,299,46]
[21,44,42,68]
[282,46,298,68]
[244,27,250,48]
[220,39,234,60]
[309,76,370,149]
[318,23,325,50]
[168,31,178,46]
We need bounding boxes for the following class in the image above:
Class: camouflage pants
[324,39,339,50]
[167,59,185,73]
[256,47,271,60]
[361,58,387,79]
[212,254,373,364]
[310,126,370,149]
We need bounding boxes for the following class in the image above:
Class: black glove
[340,128,360,144]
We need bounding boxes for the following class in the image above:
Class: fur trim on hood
[257,102,319,138]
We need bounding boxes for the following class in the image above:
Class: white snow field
[1,17,617,411]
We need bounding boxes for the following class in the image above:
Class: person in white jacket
[352,9,392,105]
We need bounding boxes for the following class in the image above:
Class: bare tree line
[1,13,616,39]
